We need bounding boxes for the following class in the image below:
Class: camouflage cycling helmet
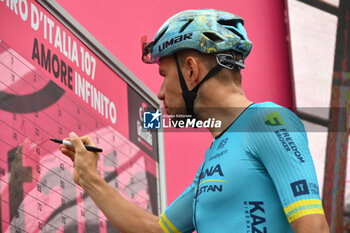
[142,9,252,64]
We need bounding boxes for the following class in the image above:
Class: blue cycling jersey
[159,102,324,233]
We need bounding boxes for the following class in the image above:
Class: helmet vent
[154,27,169,45]
[203,32,224,42]
[218,19,245,40]
[179,18,194,33]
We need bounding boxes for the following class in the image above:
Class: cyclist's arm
[81,172,164,233]
[245,107,329,232]
[158,163,204,233]
[291,214,329,233]
[60,132,164,233]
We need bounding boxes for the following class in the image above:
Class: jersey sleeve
[158,163,204,233]
[245,105,324,223]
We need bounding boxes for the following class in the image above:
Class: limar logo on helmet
[158,33,193,52]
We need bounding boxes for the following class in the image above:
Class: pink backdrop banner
[0,0,129,136]
[0,0,161,232]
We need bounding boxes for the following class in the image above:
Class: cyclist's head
[142,9,252,116]
[142,9,252,66]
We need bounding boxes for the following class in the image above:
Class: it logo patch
[291,180,310,197]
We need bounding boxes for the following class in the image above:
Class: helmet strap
[173,54,223,117]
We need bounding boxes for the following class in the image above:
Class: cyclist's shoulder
[248,101,303,131]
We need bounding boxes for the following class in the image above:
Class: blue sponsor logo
[200,164,224,179]
[197,184,223,196]
[291,180,310,197]
[217,138,228,150]
[274,129,305,163]
[209,149,228,161]
[196,164,226,197]
[143,110,161,129]
[244,201,267,233]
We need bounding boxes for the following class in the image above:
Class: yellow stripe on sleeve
[284,199,322,213]
[159,218,171,233]
[160,213,181,233]
[287,208,325,223]
[284,199,324,223]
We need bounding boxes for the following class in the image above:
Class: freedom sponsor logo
[264,112,284,126]
[274,129,305,163]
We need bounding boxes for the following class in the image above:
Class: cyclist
[61,9,329,233]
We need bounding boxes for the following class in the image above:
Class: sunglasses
[141,35,159,64]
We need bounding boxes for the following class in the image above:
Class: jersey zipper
[193,160,206,232]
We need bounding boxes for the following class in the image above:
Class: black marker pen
[50,138,103,152]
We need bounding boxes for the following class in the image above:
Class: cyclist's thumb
[69,132,85,151]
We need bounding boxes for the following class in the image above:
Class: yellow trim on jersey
[159,212,181,233]
[284,199,324,223]
[193,179,228,192]
[159,219,171,233]
[287,208,325,223]
[284,199,322,213]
